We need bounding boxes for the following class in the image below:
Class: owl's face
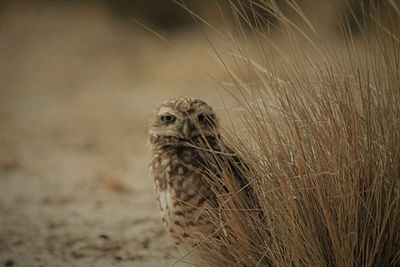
[149,97,218,141]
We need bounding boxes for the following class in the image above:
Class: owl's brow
[183,106,213,116]
[157,107,177,115]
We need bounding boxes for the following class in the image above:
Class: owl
[148,97,256,264]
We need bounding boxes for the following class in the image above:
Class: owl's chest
[151,147,209,224]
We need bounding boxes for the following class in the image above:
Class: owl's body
[148,98,220,256]
[150,136,215,250]
[149,97,254,264]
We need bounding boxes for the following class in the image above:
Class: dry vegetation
[177,0,400,266]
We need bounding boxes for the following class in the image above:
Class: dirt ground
[0,1,346,266]
[0,2,232,266]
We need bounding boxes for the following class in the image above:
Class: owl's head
[149,97,218,141]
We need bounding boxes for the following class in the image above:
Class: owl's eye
[197,114,205,122]
[160,115,176,123]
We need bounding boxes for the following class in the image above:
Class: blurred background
[0,0,376,266]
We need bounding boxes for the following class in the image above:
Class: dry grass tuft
[178,0,400,266]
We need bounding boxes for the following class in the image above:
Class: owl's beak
[182,119,191,139]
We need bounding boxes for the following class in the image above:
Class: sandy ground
[0,2,231,266]
[0,1,345,266]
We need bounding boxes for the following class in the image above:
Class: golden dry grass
[175,0,400,266]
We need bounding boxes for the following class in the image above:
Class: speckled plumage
[148,97,225,258]
[148,98,265,266]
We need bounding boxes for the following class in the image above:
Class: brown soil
[0,2,231,266]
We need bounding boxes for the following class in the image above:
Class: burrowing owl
[149,97,252,262]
